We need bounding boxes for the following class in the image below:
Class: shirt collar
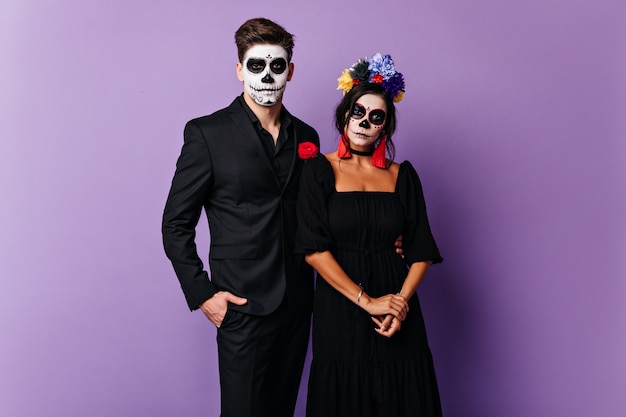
[236,94,292,132]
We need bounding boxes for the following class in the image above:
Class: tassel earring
[337,132,351,159]
[371,136,387,168]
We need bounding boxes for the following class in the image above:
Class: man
[162,18,319,417]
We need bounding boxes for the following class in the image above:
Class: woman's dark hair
[335,83,397,163]
[235,18,295,63]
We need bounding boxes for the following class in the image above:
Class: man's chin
[251,93,283,106]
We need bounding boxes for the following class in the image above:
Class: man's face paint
[241,45,290,106]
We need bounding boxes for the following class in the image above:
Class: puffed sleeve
[397,161,443,265]
[294,155,335,255]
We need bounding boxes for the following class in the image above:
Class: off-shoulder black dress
[295,154,443,417]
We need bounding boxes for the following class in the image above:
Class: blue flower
[368,53,397,80]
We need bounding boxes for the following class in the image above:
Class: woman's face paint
[346,94,387,147]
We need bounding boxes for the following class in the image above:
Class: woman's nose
[359,119,370,128]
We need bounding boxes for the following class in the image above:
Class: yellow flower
[393,90,404,103]
[337,69,354,94]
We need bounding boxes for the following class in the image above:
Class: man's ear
[236,62,244,82]
[287,62,294,81]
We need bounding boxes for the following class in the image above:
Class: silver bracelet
[357,283,364,304]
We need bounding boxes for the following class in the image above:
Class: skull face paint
[350,103,386,127]
[346,94,387,148]
[240,45,291,106]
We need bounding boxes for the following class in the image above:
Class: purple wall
[2,1,624,416]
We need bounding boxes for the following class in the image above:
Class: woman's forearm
[398,261,432,300]
[305,251,363,304]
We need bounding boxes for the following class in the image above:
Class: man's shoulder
[288,113,319,143]
[186,98,241,128]
[290,114,316,131]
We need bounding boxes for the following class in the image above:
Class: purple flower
[382,72,405,100]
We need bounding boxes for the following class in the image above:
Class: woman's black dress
[295,155,443,417]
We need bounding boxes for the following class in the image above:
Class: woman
[295,54,443,417]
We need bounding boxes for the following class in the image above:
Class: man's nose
[262,72,274,83]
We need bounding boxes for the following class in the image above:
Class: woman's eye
[369,110,386,125]
[351,104,366,119]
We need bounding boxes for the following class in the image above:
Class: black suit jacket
[162,97,319,315]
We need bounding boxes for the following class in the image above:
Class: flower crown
[337,53,405,103]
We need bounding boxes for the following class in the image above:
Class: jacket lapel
[282,112,299,191]
[227,99,277,180]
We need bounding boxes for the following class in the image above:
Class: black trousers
[217,298,311,417]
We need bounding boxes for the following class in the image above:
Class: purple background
[2,1,625,416]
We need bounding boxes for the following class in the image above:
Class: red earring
[337,132,351,159]
[371,136,387,168]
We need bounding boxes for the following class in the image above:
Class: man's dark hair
[235,18,295,63]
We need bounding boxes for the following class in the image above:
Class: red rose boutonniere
[298,141,319,159]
